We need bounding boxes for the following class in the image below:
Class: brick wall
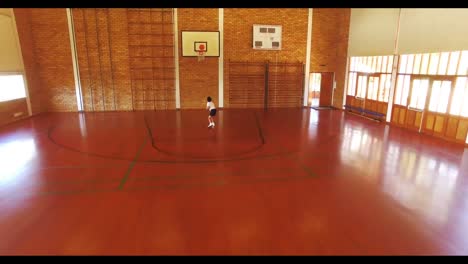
[13,8,351,113]
[27,8,76,112]
[177,8,219,109]
[73,8,130,111]
[224,8,308,63]
[73,8,175,111]
[310,8,351,109]
[13,9,44,115]
[223,8,309,108]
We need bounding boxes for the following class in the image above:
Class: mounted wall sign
[252,24,282,50]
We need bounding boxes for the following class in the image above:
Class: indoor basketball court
[0,8,468,255]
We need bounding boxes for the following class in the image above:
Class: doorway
[308,72,334,108]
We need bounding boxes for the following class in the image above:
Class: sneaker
[208,123,213,127]
[212,122,215,127]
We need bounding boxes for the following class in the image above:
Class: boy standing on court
[206,96,216,128]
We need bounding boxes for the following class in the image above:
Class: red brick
[310,8,351,109]
[177,8,219,109]
[13,8,351,112]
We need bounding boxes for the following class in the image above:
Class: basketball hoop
[195,42,206,62]
[197,51,206,62]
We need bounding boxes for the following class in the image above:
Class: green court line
[118,137,148,190]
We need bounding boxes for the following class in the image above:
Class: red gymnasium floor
[0,108,467,255]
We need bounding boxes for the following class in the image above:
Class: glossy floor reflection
[0,109,467,255]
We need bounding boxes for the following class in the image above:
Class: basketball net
[197,51,205,62]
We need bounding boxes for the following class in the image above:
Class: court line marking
[47,124,137,161]
[45,110,303,164]
[143,111,265,160]
[299,163,318,178]
[29,167,306,187]
[118,136,148,190]
[253,111,265,144]
[37,174,316,196]
[45,110,350,164]
[48,123,297,163]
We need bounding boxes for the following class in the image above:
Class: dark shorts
[209,109,217,117]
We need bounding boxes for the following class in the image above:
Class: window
[399,55,408,74]
[361,57,372,73]
[356,57,362,72]
[428,53,440,75]
[357,57,364,72]
[406,54,415,74]
[438,52,450,75]
[347,55,393,102]
[350,57,356,72]
[379,74,391,102]
[356,75,368,98]
[402,77,411,105]
[376,56,382,73]
[367,77,379,100]
[458,51,468,76]
[348,50,468,127]
[402,50,468,77]
[413,54,422,74]
[409,79,429,110]
[394,75,411,106]
[420,53,430,74]
[382,56,388,73]
[372,57,378,73]
[450,77,468,117]
[0,74,27,102]
[428,80,451,113]
[387,56,394,73]
[347,72,357,96]
[447,51,460,75]
[438,81,451,113]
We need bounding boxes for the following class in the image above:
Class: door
[319,72,334,107]
[307,73,321,107]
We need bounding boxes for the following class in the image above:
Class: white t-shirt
[207,101,216,111]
